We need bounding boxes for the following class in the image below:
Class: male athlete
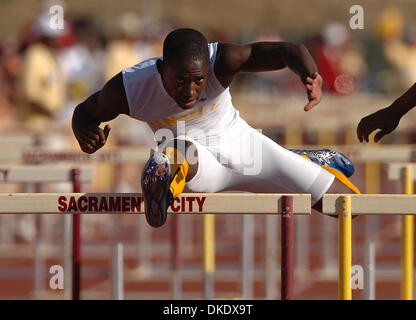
[72,28,359,228]
[357,83,416,143]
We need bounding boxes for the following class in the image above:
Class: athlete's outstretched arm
[357,83,416,143]
[72,72,129,154]
[214,42,322,111]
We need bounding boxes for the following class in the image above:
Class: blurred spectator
[0,37,22,105]
[377,8,416,91]
[104,12,152,81]
[369,7,409,93]
[19,12,67,128]
[0,36,22,125]
[313,22,367,94]
[57,18,107,121]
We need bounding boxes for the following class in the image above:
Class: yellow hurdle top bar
[0,193,311,215]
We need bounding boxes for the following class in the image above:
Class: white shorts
[159,117,335,205]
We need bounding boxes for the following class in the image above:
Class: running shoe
[141,152,180,228]
[291,149,355,178]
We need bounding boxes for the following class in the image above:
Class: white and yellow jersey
[122,43,245,145]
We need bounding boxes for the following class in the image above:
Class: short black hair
[163,28,209,64]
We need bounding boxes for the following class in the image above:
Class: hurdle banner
[0,193,312,215]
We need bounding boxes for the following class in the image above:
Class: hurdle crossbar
[0,146,150,163]
[388,162,416,180]
[0,193,312,215]
[0,165,93,183]
[322,194,416,215]
[3,144,416,164]
[0,135,36,146]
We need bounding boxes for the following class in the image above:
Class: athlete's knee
[158,137,199,183]
[159,138,198,164]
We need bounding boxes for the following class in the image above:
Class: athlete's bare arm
[214,42,322,111]
[72,72,129,154]
[357,83,416,143]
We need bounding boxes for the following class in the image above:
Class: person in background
[104,12,152,81]
[313,22,367,94]
[57,18,107,122]
[376,8,416,92]
[20,13,67,128]
[0,36,22,124]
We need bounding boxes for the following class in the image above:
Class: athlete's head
[157,28,209,110]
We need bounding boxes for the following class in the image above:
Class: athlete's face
[157,58,209,110]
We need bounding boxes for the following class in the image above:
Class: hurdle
[286,143,416,291]
[322,193,416,300]
[388,163,416,300]
[0,145,157,293]
[0,145,163,284]
[0,134,38,147]
[0,193,311,300]
[0,145,194,299]
[0,143,306,299]
[0,165,93,299]
[346,145,415,300]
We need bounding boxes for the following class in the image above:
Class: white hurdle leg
[0,215,14,250]
[182,215,194,258]
[30,182,45,298]
[241,215,254,299]
[112,215,124,300]
[34,214,45,296]
[264,215,277,299]
[323,217,337,277]
[137,215,152,276]
[295,215,310,278]
[63,214,72,299]
[363,215,378,300]
[112,242,124,300]
[363,240,376,300]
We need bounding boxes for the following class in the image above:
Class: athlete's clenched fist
[74,124,111,154]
